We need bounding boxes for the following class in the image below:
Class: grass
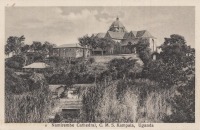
[5,70,53,123]
[91,54,142,64]
[81,78,173,123]
[5,90,53,123]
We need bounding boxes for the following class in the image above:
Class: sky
[5,6,195,47]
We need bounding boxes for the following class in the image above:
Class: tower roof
[108,17,127,32]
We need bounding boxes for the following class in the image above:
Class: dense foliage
[5,35,55,66]
[5,68,53,122]
[5,34,195,123]
[79,34,116,55]
[81,34,195,123]
[5,35,25,55]
[5,55,26,70]
[136,38,152,65]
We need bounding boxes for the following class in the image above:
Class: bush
[5,55,26,70]
[5,68,29,94]
[163,76,195,122]
[5,70,53,123]
[88,57,95,64]
[5,88,52,123]
[81,79,170,123]
[135,38,152,65]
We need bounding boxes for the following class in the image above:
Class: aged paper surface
[0,0,200,130]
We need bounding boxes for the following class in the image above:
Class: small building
[22,62,50,72]
[51,43,91,58]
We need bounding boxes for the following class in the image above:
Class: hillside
[91,54,143,66]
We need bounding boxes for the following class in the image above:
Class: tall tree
[42,41,56,55]
[143,34,195,88]
[136,38,152,65]
[159,34,189,64]
[108,57,139,80]
[5,35,25,55]
[30,41,42,52]
[21,44,30,53]
[98,38,115,55]
[142,34,195,122]
[78,34,93,48]
[78,34,99,54]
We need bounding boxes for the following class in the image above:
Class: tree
[159,34,189,64]
[79,34,116,55]
[142,34,195,122]
[143,34,195,88]
[5,70,53,122]
[47,56,66,67]
[98,38,115,55]
[108,57,139,80]
[79,34,99,54]
[30,41,42,52]
[164,76,195,123]
[5,68,28,94]
[79,34,93,48]
[5,55,26,70]
[42,41,55,55]
[142,59,184,88]
[5,35,25,55]
[135,38,152,65]
[21,44,30,53]
[97,38,107,55]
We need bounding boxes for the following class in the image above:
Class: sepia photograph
[4,5,196,125]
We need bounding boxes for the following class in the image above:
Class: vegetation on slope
[5,34,195,123]
[5,68,53,123]
[81,34,195,123]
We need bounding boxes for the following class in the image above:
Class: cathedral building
[51,17,157,59]
[95,17,157,54]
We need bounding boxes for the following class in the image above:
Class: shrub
[5,55,26,70]
[163,76,195,122]
[135,38,152,65]
[5,71,53,123]
[81,78,173,123]
[88,57,95,64]
[5,68,29,94]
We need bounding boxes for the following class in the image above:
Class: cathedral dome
[108,17,127,32]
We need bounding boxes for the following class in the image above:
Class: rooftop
[106,31,126,40]
[108,17,127,32]
[53,43,83,48]
[96,33,106,38]
[23,62,50,69]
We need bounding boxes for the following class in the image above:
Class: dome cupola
[108,17,127,32]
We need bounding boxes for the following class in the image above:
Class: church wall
[149,38,157,52]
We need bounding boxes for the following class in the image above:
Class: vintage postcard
[0,0,200,130]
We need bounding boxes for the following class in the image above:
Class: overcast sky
[5,6,195,47]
